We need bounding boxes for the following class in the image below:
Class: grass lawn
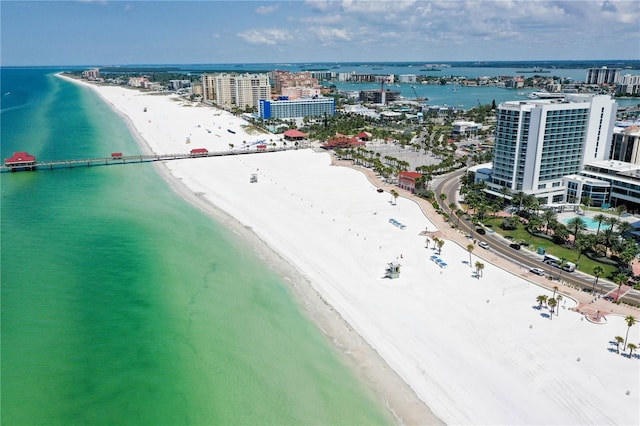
[482,217,619,280]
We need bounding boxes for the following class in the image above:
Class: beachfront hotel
[201,73,270,109]
[481,94,622,207]
[259,97,336,120]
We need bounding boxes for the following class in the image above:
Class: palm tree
[390,189,399,205]
[593,213,607,237]
[436,238,444,255]
[624,316,636,351]
[627,343,638,358]
[466,244,475,267]
[616,204,627,218]
[552,285,559,299]
[566,216,587,245]
[541,209,557,235]
[547,297,557,320]
[615,336,625,353]
[536,294,548,308]
[582,196,593,212]
[592,266,605,293]
[555,294,563,315]
[475,262,485,278]
[613,273,629,300]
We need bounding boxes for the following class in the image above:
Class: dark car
[509,243,521,250]
[476,228,486,235]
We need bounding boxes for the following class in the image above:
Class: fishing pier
[2,145,300,173]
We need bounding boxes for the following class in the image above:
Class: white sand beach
[63,76,639,425]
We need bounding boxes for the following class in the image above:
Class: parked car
[478,241,490,249]
[530,267,545,276]
[509,243,521,250]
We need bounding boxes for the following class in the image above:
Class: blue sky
[2,0,639,66]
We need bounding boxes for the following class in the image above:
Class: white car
[530,267,545,276]
[478,241,490,249]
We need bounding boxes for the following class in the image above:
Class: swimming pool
[562,216,612,231]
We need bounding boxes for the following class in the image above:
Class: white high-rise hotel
[487,95,617,205]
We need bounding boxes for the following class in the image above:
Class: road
[433,170,640,306]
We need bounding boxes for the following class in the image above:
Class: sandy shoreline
[59,74,440,424]
[59,74,639,425]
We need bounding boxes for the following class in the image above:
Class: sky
[1,0,639,66]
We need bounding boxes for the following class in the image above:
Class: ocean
[0,68,390,425]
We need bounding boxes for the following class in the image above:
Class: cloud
[308,26,353,46]
[255,4,279,15]
[237,28,293,45]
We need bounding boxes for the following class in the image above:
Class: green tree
[624,316,636,351]
[536,294,548,308]
[593,213,607,237]
[555,294,563,315]
[390,189,399,205]
[466,244,475,267]
[547,297,557,320]
[475,261,485,278]
[566,216,587,245]
[627,343,637,358]
[592,266,605,293]
[437,238,445,255]
[615,336,625,353]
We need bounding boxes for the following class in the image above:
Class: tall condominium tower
[489,95,617,204]
[201,73,271,109]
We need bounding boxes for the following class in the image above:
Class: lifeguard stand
[385,262,401,279]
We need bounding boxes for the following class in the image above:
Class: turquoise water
[562,216,612,231]
[1,69,390,425]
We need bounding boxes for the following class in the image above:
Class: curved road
[434,170,640,307]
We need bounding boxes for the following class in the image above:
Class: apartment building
[201,73,270,109]
[487,95,617,204]
[585,66,621,85]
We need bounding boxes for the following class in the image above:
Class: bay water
[0,68,390,425]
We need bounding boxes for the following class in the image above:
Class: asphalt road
[434,170,640,307]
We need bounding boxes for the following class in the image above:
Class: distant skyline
[1,0,639,66]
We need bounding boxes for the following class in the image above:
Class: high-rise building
[610,125,640,164]
[201,73,270,109]
[585,66,621,85]
[488,95,617,204]
[259,97,335,120]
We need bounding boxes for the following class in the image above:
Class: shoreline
[58,74,441,424]
[57,74,640,425]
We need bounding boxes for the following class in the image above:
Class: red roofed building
[398,171,423,193]
[5,152,37,170]
[322,136,365,149]
[355,131,372,141]
[190,148,209,156]
[283,129,307,141]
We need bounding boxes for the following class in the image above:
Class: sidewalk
[332,157,640,319]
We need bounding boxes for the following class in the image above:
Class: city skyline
[1,0,639,66]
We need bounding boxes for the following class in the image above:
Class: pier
[2,145,303,173]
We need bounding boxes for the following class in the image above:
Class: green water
[1,69,390,425]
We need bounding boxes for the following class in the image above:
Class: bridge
[2,145,304,173]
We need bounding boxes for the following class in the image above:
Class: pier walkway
[2,145,303,173]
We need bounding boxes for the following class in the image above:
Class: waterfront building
[82,68,100,80]
[452,120,482,137]
[201,73,270,109]
[270,71,319,94]
[259,97,335,120]
[359,89,400,105]
[398,74,417,84]
[398,171,423,193]
[618,74,640,95]
[487,95,617,205]
[610,125,640,164]
[585,66,621,85]
[577,160,640,211]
